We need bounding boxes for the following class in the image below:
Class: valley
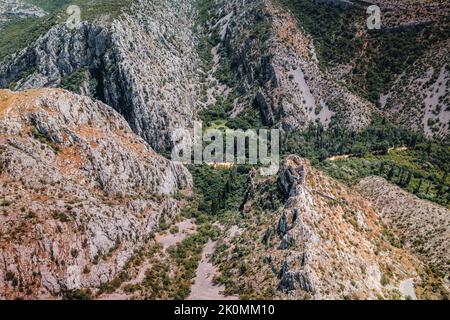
[0,0,448,300]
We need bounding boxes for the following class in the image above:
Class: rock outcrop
[0,88,192,299]
[207,0,373,131]
[0,0,202,152]
[233,155,423,299]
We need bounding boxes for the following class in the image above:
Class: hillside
[0,0,448,301]
[0,88,191,299]
[358,176,449,298]
[212,155,429,299]
[280,0,449,138]
[0,0,201,153]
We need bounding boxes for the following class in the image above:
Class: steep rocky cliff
[0,0,202,152]
[0,88,191,299]
[217,155,424,299]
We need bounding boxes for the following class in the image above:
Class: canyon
[0,0,448,300]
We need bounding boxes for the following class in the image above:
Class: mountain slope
[279,0,449,138]
[213,155,425,299]
[0,0,202,152]
[0,88,191,299]
[0,0,448,301]
[358,176,449,298]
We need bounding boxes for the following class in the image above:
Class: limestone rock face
[207,0,373,132]
[0,23,110,97]
[235,155,423,299]
[0,88,192,299]
[357,176,450,295]
[0,0,202,152]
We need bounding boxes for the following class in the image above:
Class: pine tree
[425,182,431,195]
[379,162,385,175]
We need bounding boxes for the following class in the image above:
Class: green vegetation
[139,223,220,299]
[62,289,93,300]
[186,165,249,217]
[25,1,73,12]
[52,211,71,223]
[198,96,233,125]
[195,0,215,28]
[279,0,449,103]
[198,94,264,131]
[282,116,422,162]
[279,0,361,68]
[29,127,61,153]
[282,117,450,207]
[195,0,219,69]
[0,16,57,62]
[319,148,450,208]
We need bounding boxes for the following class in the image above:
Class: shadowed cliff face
[0,0,202,152]
[0,88,191,299]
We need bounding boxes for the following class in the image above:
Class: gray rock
[0,88,192,299]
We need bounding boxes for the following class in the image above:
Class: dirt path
[188,240,237,300]
[399,278,417,300]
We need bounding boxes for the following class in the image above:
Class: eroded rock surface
[0,88,191,299]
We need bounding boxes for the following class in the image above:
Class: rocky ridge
[0,0,202,152]
[380,40,449,138]
[0,88,191,299]
[358,176,449,297]
[220,155,423,299]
